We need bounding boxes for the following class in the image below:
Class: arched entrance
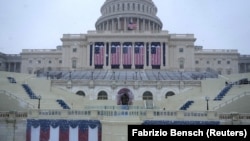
[142,91,153,100]
[165,91,175,99]
[117,88,134,105]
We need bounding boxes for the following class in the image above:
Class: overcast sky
[0,0,250,55]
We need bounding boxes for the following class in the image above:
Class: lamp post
[91,71,94,80]
[135,72,137,80]
[37,95,41,109]
[205,96,209,111]
[113,71,115,80]
[158,72,160,80]
[69,71,72,80]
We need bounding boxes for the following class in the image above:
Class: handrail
[0,90,35,109]
[213,91,250,110]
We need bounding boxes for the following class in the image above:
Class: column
[161,42,164,68]
[120,42,123,69]
[108,42,111,69]
[148,21,151,31]
[132,42,135,69]
[165,42,169,69]
[8,63,10,72]
[87,43,90,67]
[124,17,127,32]
[143,19,145,31]
[245,63,247,73]
[106,21,109,31]
[144,42,147,68]
[118,17,120,31]
[112,19,114,31]
[103,42,107,69]
[148,42,152,68]
[137,18,139,32]
[92,42,95,68]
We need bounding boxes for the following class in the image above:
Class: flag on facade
[151,42,161,65]
[26,119,101,141]
[94,42,104,65]
[134,42,144,65]
[123,42,132,65]
[127,18,137,30]
[111,42,121,65]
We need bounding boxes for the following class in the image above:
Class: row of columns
[88,42,169,69]
[97,17,161,32]
[239,63,250,73]
[5,62,21,72]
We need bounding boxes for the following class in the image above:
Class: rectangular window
[29,60,32,64]
[179,48,184,53]
[38,60,41,64]
[73,48,77,53]
[59,60,62,64]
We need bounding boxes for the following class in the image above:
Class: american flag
[127,18,137,30]
[26,119,101,141]
[151,42,161,65]
[122,42,132,65]
[134,42,144,65]
[111,42,121,65]
[94,42,104,66]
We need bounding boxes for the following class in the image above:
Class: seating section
[39,70,218,81]
[7,77,16,83]
[56,99,70,109]
[179,100,194,110]
[213,83,233,101]
[236,78,249,85]
[22,84,38,99]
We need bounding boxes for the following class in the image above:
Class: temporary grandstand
[0,70,250,141]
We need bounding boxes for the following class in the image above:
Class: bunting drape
[26,119,101,141]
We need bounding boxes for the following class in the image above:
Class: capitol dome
[95,0,163,32]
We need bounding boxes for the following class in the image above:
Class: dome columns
[96,16,162,32]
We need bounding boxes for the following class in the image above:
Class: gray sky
[0,0,250,54]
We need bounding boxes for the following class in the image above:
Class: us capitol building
[1,1,250,141]
[0,0,249,75]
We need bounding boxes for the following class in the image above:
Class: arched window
[143,91,153,100]
[76,91,85,97]
[97,91,108,100]
[165,91,175,99]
